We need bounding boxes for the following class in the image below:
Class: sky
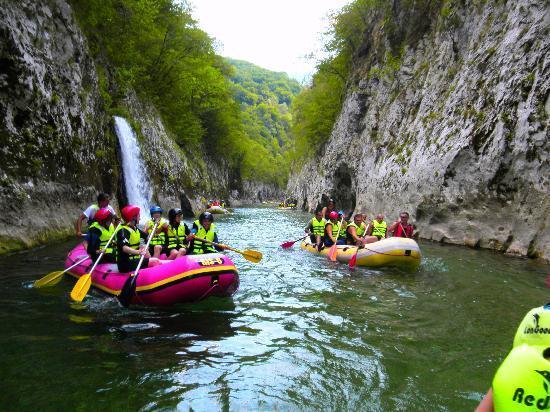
[189,0,352,82]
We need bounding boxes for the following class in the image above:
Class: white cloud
[189,0,352,81]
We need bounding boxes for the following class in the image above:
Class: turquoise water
[0,207,548,410]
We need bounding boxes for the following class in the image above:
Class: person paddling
[165,208,189,260]
[75,193,117,238]
[86,208,116,263]
[145,205,168,258]
[116,205,160,273]
[346,214,368,246]
[188,212,226,254]
[388,212,414,238]
[324,211,345,247]
[304,208,326,250]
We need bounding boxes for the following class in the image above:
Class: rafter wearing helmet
[86,208,116,263]
[165,208,190,260]
[115,205,160,273]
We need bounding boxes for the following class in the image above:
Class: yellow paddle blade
[70,274,92,303]
[241,249,263,263]
[328,244,338,261]
[34,271,65,288]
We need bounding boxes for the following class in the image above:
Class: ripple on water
[1,207,548,411]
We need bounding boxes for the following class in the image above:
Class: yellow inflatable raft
[301,237,421,271]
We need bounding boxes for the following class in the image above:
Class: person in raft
[188,212,226,254]
[324,211,345,247]
[165,208,190,260]
[86,208,116,263]
[75,192,118,238]
[346,214,368,246]
[388,211,414,238]
[304,208,326,249]
[321,198,336,219]
[476,304,550,412]
[365,214,388,243]
[145,205,169,258]
[116,205,160,273]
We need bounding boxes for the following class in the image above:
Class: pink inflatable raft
[65,245,239,306]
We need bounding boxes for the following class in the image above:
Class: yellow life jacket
[338,221,348,238]
[89,221,115,255]
[166,223,187,249]
[146,218,168,246]
[120,225,141,262]
[311,217,326,236]
[348,222,367,237]
[192,220,216,254]
[513,305,550,348]
[371,220,387,238]
[492,344,550,411]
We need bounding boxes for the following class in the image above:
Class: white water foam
[114,116,153,224]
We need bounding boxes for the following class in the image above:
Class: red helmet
[94,208,112,222]
[329,211,339,219]
[121,205,140,222]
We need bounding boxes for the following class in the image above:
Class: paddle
[328,217,344,262]
[281,235,308,249]
[193,237,262,263]
[349,222,370,270]
[70,222,122,303]
[34,256,90,288]
[118,220,160,308]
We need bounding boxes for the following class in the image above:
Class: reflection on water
[0,207,547,410]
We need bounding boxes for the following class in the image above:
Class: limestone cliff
[288,0,549,260]
[0,0,234,253]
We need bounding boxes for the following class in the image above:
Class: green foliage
[226,59,301,187]
[70,0,302,188]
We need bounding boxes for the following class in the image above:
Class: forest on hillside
[69,0,301,188]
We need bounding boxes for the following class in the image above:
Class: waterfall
[114,116,153,223]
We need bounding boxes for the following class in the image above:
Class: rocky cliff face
[288,0,549,260]
[0,0,115,253]
[0,0,251,254]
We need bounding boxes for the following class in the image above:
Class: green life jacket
[89,221,115,255]
[492,344,550,411]
[146,218,168,246]
[166,223,187,249]
[120,225,141,262]
[311,217,326,236]
[371,220,387,238]
[191,220,216,254]
[338,221,348,238]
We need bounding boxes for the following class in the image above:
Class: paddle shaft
[64,256,90,274]
[193,236,233,252]
[87,222,122,276]
[132,220,160,279]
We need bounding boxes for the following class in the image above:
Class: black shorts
[118,258,149,273]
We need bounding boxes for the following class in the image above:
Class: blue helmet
[150,205,163,215]
[338,210,344,216]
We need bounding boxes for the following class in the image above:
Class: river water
[0,207,547,411]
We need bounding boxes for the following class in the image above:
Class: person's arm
[86,229,100,259]
[366,223,374,236]
[347,226,360,245]
[326,223,336,243]
[75,213,87,237]
[388,221,398,237]
[212,233,225,251]
[305,221,313,233]
[475,388,494,412]
[321,207,327,219]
